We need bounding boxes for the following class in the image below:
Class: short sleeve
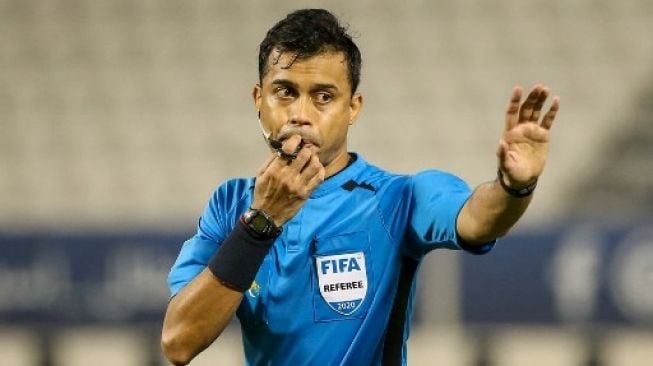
[408,170,495,254]
[167,189,228,297]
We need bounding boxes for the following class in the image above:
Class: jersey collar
[311,153,367,198]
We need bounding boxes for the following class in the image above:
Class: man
[161,8,560,366]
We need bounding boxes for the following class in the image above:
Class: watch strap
[497,169,537,198]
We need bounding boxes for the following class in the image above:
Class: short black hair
[258,9,362,94]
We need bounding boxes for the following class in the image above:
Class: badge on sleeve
[316,252,368,315]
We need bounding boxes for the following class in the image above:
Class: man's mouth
[298,139,318,148]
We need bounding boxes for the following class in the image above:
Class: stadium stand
[2,0,653,230]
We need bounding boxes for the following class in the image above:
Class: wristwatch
[241,208,282,239]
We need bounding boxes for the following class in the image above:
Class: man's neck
[324,152,354,179]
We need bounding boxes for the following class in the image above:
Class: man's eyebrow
[271,79,298,88]
[270,79,339,92]
[312,83,339,92]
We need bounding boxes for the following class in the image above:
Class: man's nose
[288,96,314,126]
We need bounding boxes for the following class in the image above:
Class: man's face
[254,50,363,170]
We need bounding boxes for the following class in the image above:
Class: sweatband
[208,219,276,292]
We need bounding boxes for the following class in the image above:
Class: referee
[162,8,560,366]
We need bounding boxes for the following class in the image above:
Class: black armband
[497,169,538,198]
[207,219,276,292]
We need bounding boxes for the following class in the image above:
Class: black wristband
[207,219,276,292]
[497,169,537,198]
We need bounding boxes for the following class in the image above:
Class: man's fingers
[288,147,313,171]
[299,154,324,183]
[256,154,276,176]
[541,96,560,130]
[505,86,522,131]
[518,85,542,123]
[292,155,324,199]
[281,135,303,155]
[529,87,549,122]
[305,164,326,190]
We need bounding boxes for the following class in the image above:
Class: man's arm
[161,135,325,365]
[457,85,560,244]
[161,270,242,366]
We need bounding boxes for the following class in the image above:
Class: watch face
[250,213,269,233]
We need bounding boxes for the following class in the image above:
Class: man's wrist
[496,169,538,198]
[207,220,276,292]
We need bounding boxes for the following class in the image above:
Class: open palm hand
[497,85,560,188]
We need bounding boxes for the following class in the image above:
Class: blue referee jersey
[168,153,493,365]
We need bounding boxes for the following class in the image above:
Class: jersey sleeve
[407,170,495,254]
[167,177,256,297]
[167,189,227,297]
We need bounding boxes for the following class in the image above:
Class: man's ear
[348,92,363,126]
[253,84,262,111]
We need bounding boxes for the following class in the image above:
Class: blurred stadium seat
[407,326,477,366]
[0,328,40,366]
[2,0,653,230]
[600,329,653,366]
[51,327,149,366]
[487,327,588,366]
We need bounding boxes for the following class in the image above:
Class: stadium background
[2,0,652,364]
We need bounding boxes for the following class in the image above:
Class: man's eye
[315,92,333,104]
[275,88,293,98]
